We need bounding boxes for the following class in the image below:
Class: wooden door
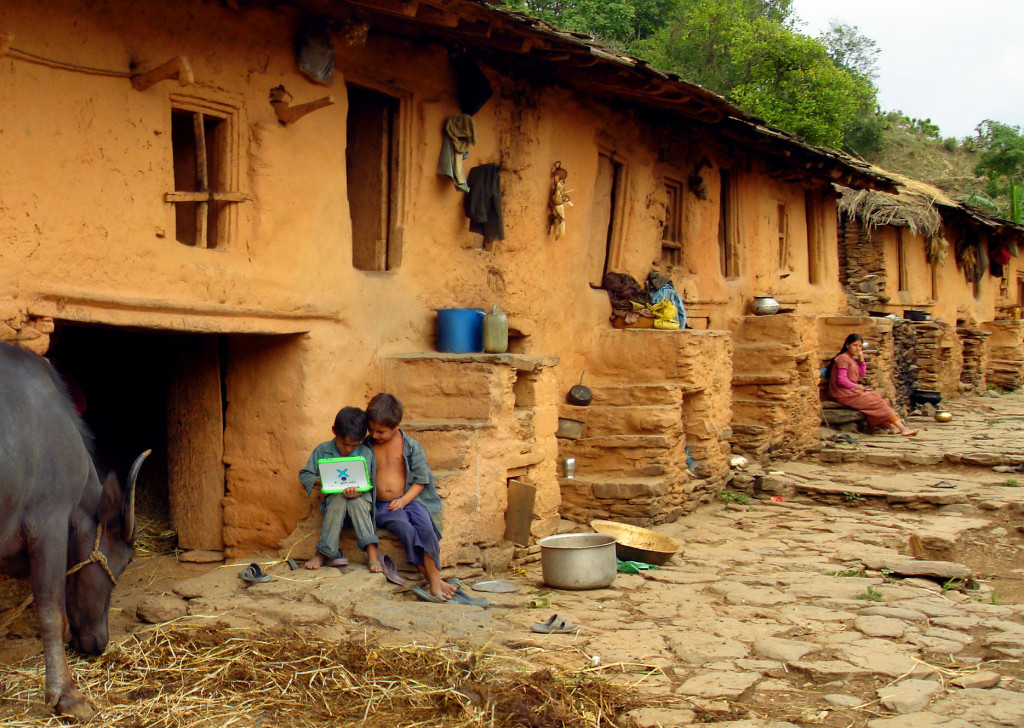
[167,336,225,550]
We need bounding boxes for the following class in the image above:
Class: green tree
[729,20,875,148]
[973,120,1024,222]
[820,21,879,82]
[509,0,678,47]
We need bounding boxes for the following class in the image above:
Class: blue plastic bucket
[436,308,485,353]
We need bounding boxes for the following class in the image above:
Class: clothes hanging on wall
[436,114,477,191]
[465,164,504,242]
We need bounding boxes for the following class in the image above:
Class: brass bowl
[934,411,953,423]
[590,519,682,565]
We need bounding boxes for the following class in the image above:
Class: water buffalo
[0,341,149,720]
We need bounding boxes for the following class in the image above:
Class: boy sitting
[365,393,455,600]
[299,406,382,572]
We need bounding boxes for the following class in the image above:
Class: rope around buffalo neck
[65,524,118,586]
[0,525,117,633]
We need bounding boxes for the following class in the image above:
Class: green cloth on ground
[617,560,658,574]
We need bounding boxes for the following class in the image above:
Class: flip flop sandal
[324,556,349,568]
[381,554,406,586]
[287,558,299,571]
[238,563,271,584]
[531,614,577,634]
[444,579,489,608]
[411,585,447,603]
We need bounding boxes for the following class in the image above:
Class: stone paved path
[6,394,1024,727]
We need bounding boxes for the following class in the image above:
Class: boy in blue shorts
[299,406,381,572]
[365,393,455,600]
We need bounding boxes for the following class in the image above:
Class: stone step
[560,439,683,477]
[557,403,682,437]
[583,383,683,407]
[559,474,674,501]
[403,420,488,471]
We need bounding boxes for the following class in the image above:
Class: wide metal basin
[590,519,682,566]
[538,533,618,590]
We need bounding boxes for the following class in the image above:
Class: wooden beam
[131,55,193,91]
[271,94,335,125]
[165,191,247,203]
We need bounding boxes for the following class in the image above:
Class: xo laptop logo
[335,467,350,482]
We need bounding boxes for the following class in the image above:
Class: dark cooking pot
[567,372,592,406]
[910,389,942,407]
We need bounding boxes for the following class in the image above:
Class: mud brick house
[832,174,1024,411]
[0,0,957,568]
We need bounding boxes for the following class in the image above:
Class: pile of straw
[0,625,636,727]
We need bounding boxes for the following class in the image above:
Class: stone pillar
[981,320,1024,390]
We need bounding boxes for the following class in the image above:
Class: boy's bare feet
[366,544,383,573]
[305,553,348,570]
[418,556,457,599]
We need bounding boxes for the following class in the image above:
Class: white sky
[790,0,1024,139]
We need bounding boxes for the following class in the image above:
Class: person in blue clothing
[299,406,382,572]
[365,393,455,600]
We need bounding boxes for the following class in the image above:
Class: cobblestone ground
[2,393,1023,727]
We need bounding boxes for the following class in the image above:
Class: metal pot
[749,296,780,315]
[567,371,592,406]
[539,533,617,590]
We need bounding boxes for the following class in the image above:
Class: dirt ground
[3,394,1024,727]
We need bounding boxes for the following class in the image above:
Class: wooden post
[131,56,194,92]
[270,86,335,124]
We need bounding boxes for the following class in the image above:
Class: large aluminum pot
[539,533,617,590]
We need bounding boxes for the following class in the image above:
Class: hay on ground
[0,625,638,727]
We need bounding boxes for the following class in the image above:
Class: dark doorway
[48,324,226,552]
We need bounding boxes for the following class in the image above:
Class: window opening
[661,177,683,266]
[718,169,738,278]
[168,108,243,249]
[777,202,790,269]
[347,85,400,271]
[588,152,622,286]
[805,191,822,283]
[896,228,909,292]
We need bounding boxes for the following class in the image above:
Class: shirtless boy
[366,393,455,600]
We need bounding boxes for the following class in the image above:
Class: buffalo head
[65,449,149,654]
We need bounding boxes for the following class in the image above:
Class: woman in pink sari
[827,334,918,436]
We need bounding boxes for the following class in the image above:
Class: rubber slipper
[929,481,957,489]
[444,579,489,608]
[531,614,577,634]
[238,563,271,584]
[381,554,406,586]
[324,556,349,568]
[411,585,447,603]
[287,558,299,571]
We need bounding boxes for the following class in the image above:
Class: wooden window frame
[588,149,627,287]
[345,82,411,272]
[718,168,739,278]
[167,94,245,250]
[661,176,684,267]
[896,227,909,292]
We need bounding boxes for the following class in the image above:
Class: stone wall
[557,329,732,527]
[982,320,1024,390]
[912,320,963,399]
[838,219,888,313]
[958,328,991,395]
[730,314,821,458]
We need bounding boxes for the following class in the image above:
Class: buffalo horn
[123,449,152,541]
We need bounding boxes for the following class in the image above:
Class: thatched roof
[837,166,1024,245]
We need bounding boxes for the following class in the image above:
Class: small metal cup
[563,457,576,479]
